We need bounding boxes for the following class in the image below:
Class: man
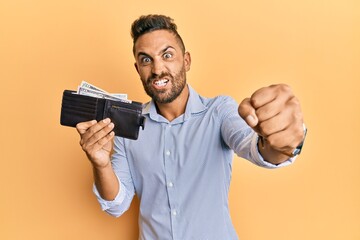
[76,14,306,240]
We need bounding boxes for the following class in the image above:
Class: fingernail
[108,123,114,128]
[103,118,110,123]
[246,115,257,127]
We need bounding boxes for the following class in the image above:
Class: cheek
[137,67,150,80]
[168,61,183,75]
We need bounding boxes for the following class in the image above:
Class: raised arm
[238,84,306,164]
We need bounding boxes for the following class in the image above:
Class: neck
[155,85,189,122]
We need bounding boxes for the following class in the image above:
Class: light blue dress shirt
[93,85,294,240]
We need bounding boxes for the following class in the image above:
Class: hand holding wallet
[60,90,146,140]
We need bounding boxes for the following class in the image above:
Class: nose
[151,58,165,75]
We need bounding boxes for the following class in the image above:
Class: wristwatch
[289,124,307,157]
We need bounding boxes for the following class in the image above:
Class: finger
[83,131,115,162]
[257,110,290,137]
[79,118,112,146]
[83,119,114,147]
[255,93,290,122]
[81,118,111,139]
[87,131,115,154]
[251,84,292,109]
[264,124,304,154]
[257,96,302,137]
[76,120,97,134]
[238,98,258,128]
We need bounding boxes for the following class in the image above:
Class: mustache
[147,72,172,84]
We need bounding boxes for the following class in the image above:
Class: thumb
[238,98,258,128]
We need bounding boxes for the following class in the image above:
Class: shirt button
[172,210,177,216]
[165,150,171,156]
[167,182,174,187]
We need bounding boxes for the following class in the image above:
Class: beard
[141,67,187,104]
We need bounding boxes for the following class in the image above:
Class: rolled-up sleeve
[92,137,135,217]
[92,174,125,211]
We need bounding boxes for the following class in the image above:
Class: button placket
[163,123,179,239]
[163,123,175,196]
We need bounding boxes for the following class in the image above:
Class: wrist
[92,160,112,172]
[258,123,307,160]
[283,123,307,157]
[86,153,111,170]
[257,136,290,164]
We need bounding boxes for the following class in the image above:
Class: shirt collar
[142,84,207,123]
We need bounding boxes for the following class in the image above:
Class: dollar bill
[111,93,128,100]
[77,87,132,103]
[79,80,108,93]
[76,80,131,102]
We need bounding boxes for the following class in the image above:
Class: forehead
[134,30,180,55]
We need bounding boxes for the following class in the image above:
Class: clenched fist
[238,84,305,163]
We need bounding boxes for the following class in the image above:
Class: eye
[141,57,151,64]
[163,52,173,59]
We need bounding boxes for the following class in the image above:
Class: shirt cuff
[250,133,296,168]
[92,174,126,211]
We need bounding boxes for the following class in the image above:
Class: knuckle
[79,139,91,153]
[276,84,293,97]
[295,125,304,141]
[250,96,260,108]
[81,144,88,152]
[75,122,83,129]
[79,137,88,149]
[239,98,249,109]
[97,137,107,146]
[258,122,268,137]
[238,103,245,113]
[87,127,96,135]
[287,98,302,120]
[238,99,254,117]
[279,83,291,92]
[289,96,300,108]
[294,110,303,123]
[255,107,270,122]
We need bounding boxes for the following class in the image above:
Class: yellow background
[1,0,359,239]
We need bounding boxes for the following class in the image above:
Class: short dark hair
[131,14,186,54]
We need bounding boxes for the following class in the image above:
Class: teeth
[154,79,168,87]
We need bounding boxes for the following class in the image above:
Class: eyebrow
[161,46,176,54]
[137,46,176,59]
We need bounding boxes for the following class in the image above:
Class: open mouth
[153,79,169,88]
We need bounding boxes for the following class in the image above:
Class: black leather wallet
[60,90,145,140]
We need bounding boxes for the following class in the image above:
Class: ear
[184,51,191,72]
[134,62,139,74]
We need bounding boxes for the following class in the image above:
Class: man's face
[133,30,191,104]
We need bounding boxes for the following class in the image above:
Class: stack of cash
[76,81,131,103]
